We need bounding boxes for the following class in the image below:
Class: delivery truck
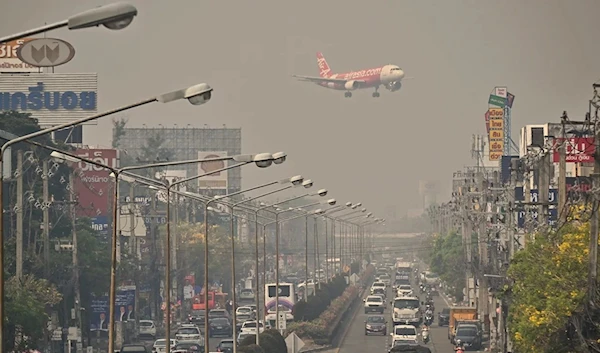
[447,306,477,340]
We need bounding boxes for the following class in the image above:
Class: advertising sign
[17,38,76,67]
[0,73,98,127]
[89,295,109,332]
[485,110,490,133]
[506,92,515,108]
[72,149,118,218]
[552,137,595,163]
[0,38,39,73]
[115,286,136,322]
[488,108,504,160]
[494,87,507,98]
[488,94,506,108]
[198,151,228,189]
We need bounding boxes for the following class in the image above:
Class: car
[379,274,392,286]
[235,313,253,331]
[120,344,148,353]
[237,332,255,344]
[240,320,269,334]
[188,309,206,327]
[396,284,413,297]
[152,339,178,353]
[173,342,203,353]
[438,308,450,326]
[138,320,156,339]
[453,324,482,350]
[216,339,234,353]
[364,295,385,314]
[239,288,255,301]
[175,325,203,344]
[372,287,386,299]
[209,309,231,322]
[236,306,254,316]
[370,282,386,294]
[391,325,418,343]
[364,315,387,335]
[208,317,232,337]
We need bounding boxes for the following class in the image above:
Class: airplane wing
[292,75,366,84]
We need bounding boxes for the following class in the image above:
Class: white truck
[391,296,422,326]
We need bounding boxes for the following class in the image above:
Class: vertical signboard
[0,73,98,128]
[0,38,39,73]
[488,108,504,161]
[552,137,595,163]
[72,148,119,218]
[197,151,228,190]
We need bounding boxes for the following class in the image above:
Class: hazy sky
[1,0,599,218]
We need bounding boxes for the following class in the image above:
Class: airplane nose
[397,70,405,79]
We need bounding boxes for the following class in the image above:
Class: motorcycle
[424,314,433,326]
[421,327,430,343]
[454,339,465,353]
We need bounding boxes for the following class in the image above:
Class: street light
[52,149,233,353]
[0,2,138,43]
[208,179,311,348]
[261,198,336,332]
[202,174,303,350]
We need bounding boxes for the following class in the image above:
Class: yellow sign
[488,108,504,119]
[489,129,504,140]
[489,118,503,130]
[489,151,503,161]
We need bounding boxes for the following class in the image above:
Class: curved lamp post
[1,2,138,43]
[0,82,213,344]
[261,198,336,332]
[207,178,313,348]
[51,149,232,353]
[163,152,285,353]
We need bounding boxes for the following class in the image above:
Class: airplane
[292,52,406,98]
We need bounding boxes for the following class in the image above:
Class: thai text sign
[552,137,595,163]
[72,149,118,218]
[488,108,504,161]
[0,38,39,73]
[0,73,98,127]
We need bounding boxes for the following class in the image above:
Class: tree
[506,218,589,353]
[261,329,287,353]
[429,231,465,301]
[238,344,265,353]
[257,331,280,353]
[111,117,128,148]
[4,274,62,350]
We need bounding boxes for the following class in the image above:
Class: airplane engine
[344,80,359,90]
[388,81,402,92]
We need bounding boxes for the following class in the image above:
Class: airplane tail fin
[316,52,332,77]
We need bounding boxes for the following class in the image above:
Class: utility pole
[538,152,551,228]
[15,150,23,280]
[558,121,567,225]
[476,171,489,332]
[588,120,600,305]
[70,176,82,352]
[462,174,474,306]
[43,160,50,277]
[128,185,140,337]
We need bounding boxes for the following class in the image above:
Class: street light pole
[0,2,138,43]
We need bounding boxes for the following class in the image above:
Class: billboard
[0,38,39,73]
[0,73,98,127]
[198,151,228,189]
[72,148,118,218]
[89,286,136,332]
[488,108,504,161]
[552,137,595,163]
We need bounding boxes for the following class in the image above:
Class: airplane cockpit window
[391,68,402,71]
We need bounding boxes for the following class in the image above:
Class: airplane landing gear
[373,86,380,98]
[344,91,352,98]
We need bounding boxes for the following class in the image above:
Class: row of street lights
[0,4,385,353]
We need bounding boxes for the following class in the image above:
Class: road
[338,281,484,353]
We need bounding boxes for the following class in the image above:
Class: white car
[364,295,385,314]
[236,306,254,316]
[152,339,178,353]
[379,274,392,286]
[391,325,418,343]
[139,320,156,338]
[370,282,386,294]
[240,320,270,334]
[175,324,203,344]
[396,285,413,297]
[239,288,255,301]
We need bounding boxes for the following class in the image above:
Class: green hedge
[239,328,287,353]
[292,274,347,321]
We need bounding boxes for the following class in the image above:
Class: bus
[264,283,295,327]
[191,291,228,310]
